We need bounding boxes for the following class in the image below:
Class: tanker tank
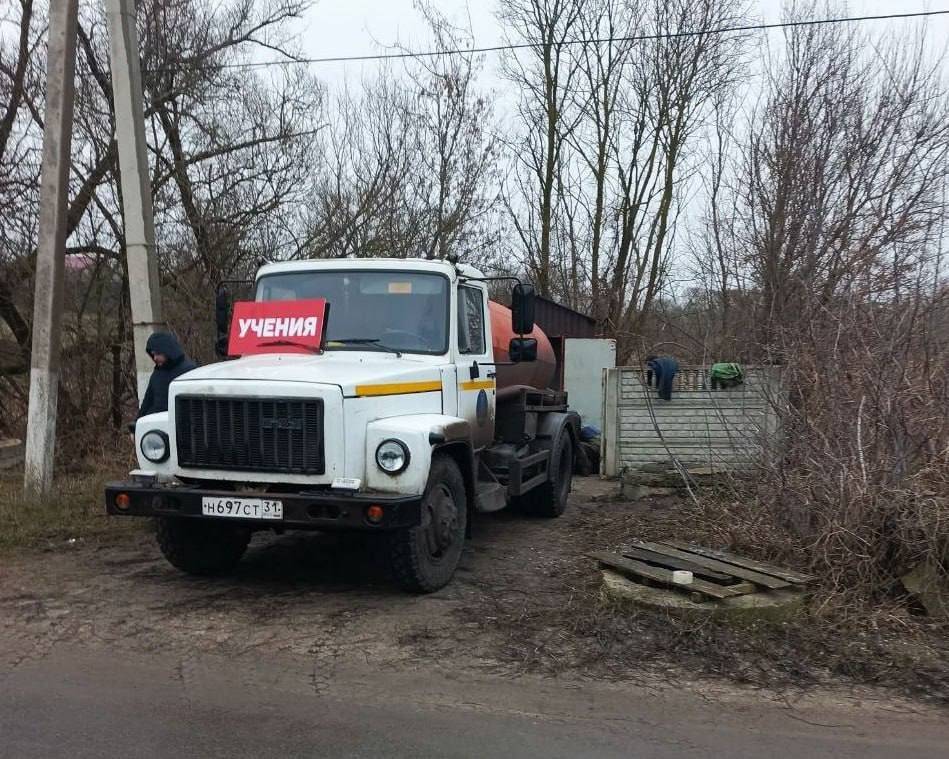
[488,300,556,391]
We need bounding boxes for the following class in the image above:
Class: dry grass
[0,451,142,552]
[449,486,949,705]
[629,489,949,701]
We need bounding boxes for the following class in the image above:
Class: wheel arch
[430,440,476,537]
[535,410,581,454]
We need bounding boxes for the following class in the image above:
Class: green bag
[710,362,743,389]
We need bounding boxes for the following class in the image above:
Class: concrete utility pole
[25,0,162,493]
[106,0,164,400]
[24,0,80,494]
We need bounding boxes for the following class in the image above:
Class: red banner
[227,299,327,356]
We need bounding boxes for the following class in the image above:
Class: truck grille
[175,396,325,474]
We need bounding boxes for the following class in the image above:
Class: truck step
[507,449,550,497]
[474,481,507,513]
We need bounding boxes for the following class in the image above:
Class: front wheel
[156,518,251,576]
[387,455,467,593]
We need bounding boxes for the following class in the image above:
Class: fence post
[601,368,620,477]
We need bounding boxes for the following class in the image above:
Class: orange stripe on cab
[354,380,442,397]
[459,380,496,392]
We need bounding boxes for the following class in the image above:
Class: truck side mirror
[509,337,538,363]
[511,283,535,335]
[214,284,231,357]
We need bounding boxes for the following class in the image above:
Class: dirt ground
[1,477,946,707]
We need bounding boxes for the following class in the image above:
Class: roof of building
[534,295,596,339]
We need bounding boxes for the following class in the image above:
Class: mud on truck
[106,258,580,592]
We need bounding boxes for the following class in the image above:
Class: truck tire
[156,518,251,576]
[517,429,573,518]
[387,455,467,593]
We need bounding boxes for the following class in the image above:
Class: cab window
[458,286,485,355]
[255,270,449,355]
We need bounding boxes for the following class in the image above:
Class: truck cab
[106,258,579,592]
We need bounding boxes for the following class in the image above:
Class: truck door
[456,284,495,450]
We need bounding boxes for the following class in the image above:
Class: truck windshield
[255,270,449,355]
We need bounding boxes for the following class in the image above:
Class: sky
[286,0,949,90]
[276,0,949,292]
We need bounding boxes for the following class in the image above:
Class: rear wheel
[517,430,573,518]
[156,518,251,576]
[387,455,467,593]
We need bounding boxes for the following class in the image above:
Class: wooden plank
[621,547,734,583]
[590,552,756,600]
[632,540,791,590]
[663,541,815,585]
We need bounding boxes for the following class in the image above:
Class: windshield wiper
[255,340,321,354]
[329,338,402,357]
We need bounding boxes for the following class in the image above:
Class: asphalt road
[2,645,946,758]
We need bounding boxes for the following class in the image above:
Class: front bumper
[104,481,421,532]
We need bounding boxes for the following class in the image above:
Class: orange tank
[488,300,556,390]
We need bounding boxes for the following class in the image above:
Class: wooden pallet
[663,541,816,584]
[590,552,756,600]
[592,540,813,601]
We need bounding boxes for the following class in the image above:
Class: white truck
[106,258,580,592]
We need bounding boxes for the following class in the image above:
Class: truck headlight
[140,430,169,463]
[375,439,409,475]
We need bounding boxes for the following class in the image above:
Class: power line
[152,9,949,73]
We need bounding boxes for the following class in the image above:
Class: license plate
[201,497,283,520]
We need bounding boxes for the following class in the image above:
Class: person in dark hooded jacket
[137,332,197,418]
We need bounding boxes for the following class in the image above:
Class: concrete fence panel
[601,367,784,476]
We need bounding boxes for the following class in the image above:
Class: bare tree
[499,0,584,296]
[304,75,417,259]
[686,90,750,358]
[302,5,503,266]
[0,0,325,443]
[0,0,44,378]
[503,0,745,354]
[680,3,949,598]
[738,7,949,352]
[603,0,745,351]
[562,0,630,313]
[402,2,502,262]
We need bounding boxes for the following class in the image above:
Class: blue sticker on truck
[476,390,488,426]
